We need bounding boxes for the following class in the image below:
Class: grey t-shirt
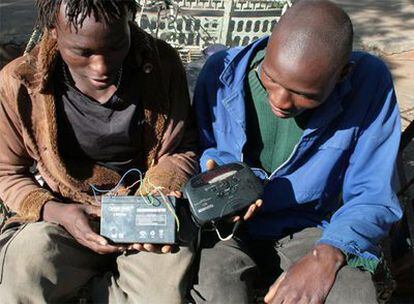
[55,61,144,174]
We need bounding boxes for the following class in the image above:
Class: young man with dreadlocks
[0,1,199,302]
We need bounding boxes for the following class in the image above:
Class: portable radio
[182,162,264,226]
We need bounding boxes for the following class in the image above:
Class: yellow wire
[120,171,181,232]
[144,176,181,232]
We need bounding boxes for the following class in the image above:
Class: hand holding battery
[205,159,263,223]
[43,201,126,255]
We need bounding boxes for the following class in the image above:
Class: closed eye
[72,48,93,57]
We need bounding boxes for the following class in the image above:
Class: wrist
[312,244,346,270]
[42,200,66,225]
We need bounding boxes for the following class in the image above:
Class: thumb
[264,272,286,303]
[83,205,101,217]
[206,159,217,171]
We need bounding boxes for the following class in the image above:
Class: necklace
[62,62,123,89]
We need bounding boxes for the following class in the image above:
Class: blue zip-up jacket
[193,37,402,266]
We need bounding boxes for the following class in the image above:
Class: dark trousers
[190,227,378,304]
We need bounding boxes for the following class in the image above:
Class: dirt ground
[331,0,414,130]
[385,51,414,130]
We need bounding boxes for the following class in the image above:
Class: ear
[50,27,58,40]
[337,61,355,83]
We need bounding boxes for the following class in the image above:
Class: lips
[91,77,110,83]
[89,77,114,89]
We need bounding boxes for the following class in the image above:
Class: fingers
[298,297,313,304]
[206,159,217,171]
[84,230,108,246]
[78,222,123,254]
[243,204,257,221]
[129,243,146,251]
[228,199,264,223]
[128,243,173,254]
[231,215,241,223]
[81,229,124,254]
[264,272,286,303]
[243,199,263,221]
[89,241,125,255]
[161,245,173,253]
[72,213,121,254]
[169,190,182,198]
[149,189,182,199]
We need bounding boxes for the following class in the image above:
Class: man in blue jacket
[191,0,402,303]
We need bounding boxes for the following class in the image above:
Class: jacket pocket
[0,224,27,284]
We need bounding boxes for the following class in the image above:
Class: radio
[182,162,264,226]
[100,195,176,244]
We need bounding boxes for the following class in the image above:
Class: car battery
[100,195,176,244]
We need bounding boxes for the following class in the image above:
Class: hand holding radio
[205,159,263,222]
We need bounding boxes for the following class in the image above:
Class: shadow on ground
[333,1,414,54]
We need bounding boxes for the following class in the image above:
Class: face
[260,35,344,119]
[51,4,131,93]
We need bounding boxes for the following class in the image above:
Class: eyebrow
[261,66,321,100]
[71,37,127,50]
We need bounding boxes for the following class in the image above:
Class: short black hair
[276,0,353,68]
[35,0,139,30]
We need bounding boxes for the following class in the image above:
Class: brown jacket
[0,23,198,223]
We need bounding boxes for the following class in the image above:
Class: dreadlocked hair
[35,0,139,30]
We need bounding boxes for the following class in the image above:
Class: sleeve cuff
[344,252,379,273]
[18,189,55,222]
[317,238,380,274]
[137,168,188,195]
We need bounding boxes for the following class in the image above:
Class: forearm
[141,114,198,193]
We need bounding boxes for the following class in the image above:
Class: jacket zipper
[241,126,311,180]
[268,142,300,180]
[267,125,322,180]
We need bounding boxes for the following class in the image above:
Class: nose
[89,55,110,78]
[268,86,293,111]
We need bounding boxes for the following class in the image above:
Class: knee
[1,222,66,284]
[194,242,258,303]
[326,266,377,304]
[202,240,257,279]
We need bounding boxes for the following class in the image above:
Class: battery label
[136,213,167,226]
